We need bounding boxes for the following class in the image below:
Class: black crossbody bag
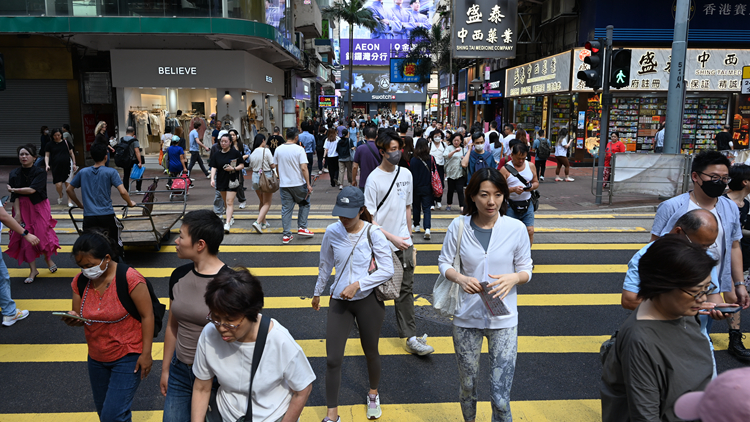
[504,164,540,213]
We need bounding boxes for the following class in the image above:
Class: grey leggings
[326,292,385,408]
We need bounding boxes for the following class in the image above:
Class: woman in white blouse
[248,134,277,234]
[438,167,533,422]
[312,187,395,422]
[429,129,446,209]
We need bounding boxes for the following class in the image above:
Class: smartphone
[714,307,742,314]
[230,159,237,167]
[52,312,91,323]
[0,195,8,207]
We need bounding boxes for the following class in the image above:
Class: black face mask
[698,178,727,198]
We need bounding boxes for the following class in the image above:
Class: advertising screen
[342,69,427,102]
[390,58,429,83]
[339,0,436,66]
[319,96,338,108]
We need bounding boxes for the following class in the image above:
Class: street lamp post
[470,77,482,125]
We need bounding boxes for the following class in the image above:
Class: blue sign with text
[390,59,429,84]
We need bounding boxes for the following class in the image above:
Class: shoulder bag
[504,163,540,212]
[432,217,466,317]
[205,314,271,422]
[376,165,400,212]
[429,157,443,196]
[328,224,369,296]
[258,148,279,193]
[366,225,404,301]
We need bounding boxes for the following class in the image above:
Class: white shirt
[655,129,665,148]
[161,134,172,151]
[324,138,339,158]
[273,143,308,188]
[424,126,436,138]
[438,215,533,329]
[193,320,316,422]
[249,146,274,173]
[502,134,515,156]
[555,136,570,157]
[364,166,414,252]
[430,140,446,166]
[484,130,499,145]
[506,161,533,201]
[315,222,395,300]
[688,200,725,264]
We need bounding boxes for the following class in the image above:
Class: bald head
[670,209,718,249]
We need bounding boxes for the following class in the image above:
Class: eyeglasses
[699,171,731,184]
[206,313,244,330]
[680,288,711,301]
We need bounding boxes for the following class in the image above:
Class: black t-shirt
[268,135,285,155]
[409,156,434,196]
[715,131,732,150]
[211,129,220,144]
[9,166,47,204]
[46,139,72,165]
[209,147,243,191]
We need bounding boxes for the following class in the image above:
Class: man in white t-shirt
[484,120,499,150]
[501,123,515,158]
[364,130,434,356]
[424,120,437,138]
[274,128,314,244]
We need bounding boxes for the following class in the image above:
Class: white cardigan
[438,215,533,329]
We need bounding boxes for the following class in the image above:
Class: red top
[605,141,626,167]
[71,267,146,362]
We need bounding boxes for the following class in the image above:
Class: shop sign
[458,92,466,101]
[572,48,750,92]
[83,114,96,151]
[319,95,338,108]
[265,75,273,83]
[742,66,750,94]
[452,0,518,59]
[488,80,502,89]
[158,67,197,75]
[505,51,571,97]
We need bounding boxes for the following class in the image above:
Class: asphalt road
[1,212,748,422]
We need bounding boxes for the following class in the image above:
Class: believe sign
[452,0,518,59]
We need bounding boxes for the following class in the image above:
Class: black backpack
[76,263,166,338]
[114,138,137,168]
[536,138,551,160]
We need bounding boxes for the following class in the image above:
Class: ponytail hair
[360,207,373,223]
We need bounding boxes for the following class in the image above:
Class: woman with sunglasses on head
[192,268,315,422]
[602,235,717,422]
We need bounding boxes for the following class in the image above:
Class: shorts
[506,203,534,227]
[252,171,274,191]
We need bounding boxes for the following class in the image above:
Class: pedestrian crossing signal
[0,53,5,91]
[610,49,632,89]
[577,40,604,91]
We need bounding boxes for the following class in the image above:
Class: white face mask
[434,137,442,142]
[474,144,484,153]
[81,258,108,280]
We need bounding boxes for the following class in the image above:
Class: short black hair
[511,142,529,156]
[399,122,409,133]
[193,122,201,129]
[691,150,731,175]
[504,124,514,132]
[538,129,545,137]
[637,234,716,301]
[205,268,264,322]
[286,127,298,140]
[90,143,108,162]
[463,168,509,217]
[182,210,224,255]
[17,143,37,157]
[729,164,750,191]
[376,129,403,152]
[414,127,424,138]
[490,121,498,129]
[471,132,484,143]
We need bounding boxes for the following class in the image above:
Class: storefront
[457,69,468,125]
[341,67,428,118]
[292,75,312,127]
[484,70,505,130]
[111,50,284,153]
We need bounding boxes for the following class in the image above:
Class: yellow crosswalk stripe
[50,212,655,220]
[0,399,602,422]
[6,264,627,279]
[16,293,622,312]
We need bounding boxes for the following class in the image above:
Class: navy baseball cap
[332,186,365,219]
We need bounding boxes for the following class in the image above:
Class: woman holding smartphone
[209,133,244,233]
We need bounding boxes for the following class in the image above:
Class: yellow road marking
[7,264,627,279]
[51,213,655,220]
[16,293,622,312]
[0,399,602,422]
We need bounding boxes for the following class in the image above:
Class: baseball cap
[674,367,750,422]
[171,135,180,144]
[332,186,365,219]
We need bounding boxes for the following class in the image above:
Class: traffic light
[610,49,632,89]
[0,53,5,91]
[577,40,604,90]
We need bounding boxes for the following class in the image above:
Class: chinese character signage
[340,39,419,66]
[453,0,518,59]
[572,48,750,92]
[342,69,427,102]
[504,51,571,97]
[319,96,338,108]
[390,58,430,83]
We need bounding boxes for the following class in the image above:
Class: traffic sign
[743,66,750,95]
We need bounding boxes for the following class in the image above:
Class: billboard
[339,0,436,66]
[452,0,517,59]
[342,69,427,102]
[319,96,339,108]
[390,58,430,83]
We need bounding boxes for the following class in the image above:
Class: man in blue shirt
[299,122,316,183]
[368,0,401,39]
[67,143,137,254]
[187,121,210,179]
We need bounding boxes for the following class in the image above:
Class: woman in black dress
[94,121,115,166]
[36,126,50,167]
[44,128,77,207]
[209,133,244,233]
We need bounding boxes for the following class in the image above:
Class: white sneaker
[366,393,382,420]
[565,177,575,182]
[436,202,442,210]
[57,198,62,205]
[229,217,235,226]
[424,229,431,240]
[323,168,329,173]
[206,174,212,179]
[555,177,564,182]
[539,176,545,181]
[405,334,434,356]
[224,223,231,233]
[68,202,75,208]
[339,185,343,190]
[261,222,271,230]
[239,202,247,209]
[2,309,29,327]
[412,225,421,233]
[430,205,435,211]
[252,221,263,234]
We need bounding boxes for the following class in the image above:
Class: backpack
[474,153,489,173]
[536,138,551,160]
[76,263,166,338]
[114,138,137,168]
[336,137,350,157]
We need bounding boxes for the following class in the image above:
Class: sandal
[48,265,58,274]
[24,275,36,284]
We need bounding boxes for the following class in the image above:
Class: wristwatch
[21,229,28,236]
[734,281,746,287]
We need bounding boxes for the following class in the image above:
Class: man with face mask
[364,130,434,356]
[651,151,750,360]
[461,132,497,184]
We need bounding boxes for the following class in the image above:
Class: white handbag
[432,217,466,318]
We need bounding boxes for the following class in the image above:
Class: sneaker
[446,206,451,212]
[2,310,29,327]
[366,393,382,420]
[405,334,435,356]
[135,190,144,194]
[68,202,75,208]
[540,176,545,181]
[436,202,442,210]
[412,224,421,233]
[229,217,235,226]
[321,417,340,422]
[430,205,435,211]
[565,177,575,182]
[339,185,343,190]
[555,177,564,182]
[239,201,247,209]
[323,168,329,173]
[223,223,231,233]
[252,221,263,234]
[261,222,271,230]
[424,229,431,240]
[57,198,62,205]
[206,174,212,179]
[297,228,315,237]
[283,234,294,244]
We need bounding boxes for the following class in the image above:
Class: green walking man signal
[609,49,632,89]
[615,70,626,85]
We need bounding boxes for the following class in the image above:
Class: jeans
[412,193,433,229]
[213,190,225,215]
[0,253,17,317]
[394,246,416,339]
[163,352,196,422]
[88,353,142,422]
[453,325,517,422]
[306,152,314,184]
[446,177,466,207]
[188,151,209,177]
[280,185,311,237]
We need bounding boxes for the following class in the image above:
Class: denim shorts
[506,203,534,227]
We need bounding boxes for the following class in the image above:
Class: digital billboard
[319,96,339,108]
[390,58,430,83]
[339,0,436,66]
[342,69,427,102]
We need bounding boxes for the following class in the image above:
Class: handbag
[130,164,144,180]
[366,225,404,301]
[504,163,540,212]
[425,157,443,197]
[432,217,466,317]
[258,149,280,193]
[206,314,271,422]
[228,176,240,190]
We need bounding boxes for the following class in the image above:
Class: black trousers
[188,151,209,177]
[446,176,466,207]
[327,156,340,186]
[122,161,143,192]
[534,157,547,179]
